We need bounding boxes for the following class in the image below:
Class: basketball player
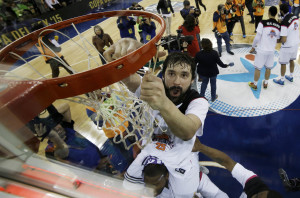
[273,3,299,85]
[193,138,283,198]
[140,155,228,197]
[248,6,280,90]
[104,38,212,197]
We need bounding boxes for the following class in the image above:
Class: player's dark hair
[280,3,289,15]
[269,6,277,17]
[162,52,196,80]
[183,14,196,32]
[183,0,190,6]
[218,4,224,12]
[267,190,282,198]
[143,164,168,178]
[201,38,213,51]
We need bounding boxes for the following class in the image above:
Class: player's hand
[34,123,47,137]
[140,70,168,110]
[103,38,143,62]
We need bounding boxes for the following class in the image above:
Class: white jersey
[255,19,280,52]
[280,13,300,48]
[135,85,209,177]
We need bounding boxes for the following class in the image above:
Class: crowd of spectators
[0,0,79,32]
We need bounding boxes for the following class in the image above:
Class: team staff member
[92,25,113,65]
[213,4,235,57]
[253,0,265,31]
[157,0,175,35]
[248,6,280,90]
[225,0,237,37]
[234,0,246,38]
[104,38,209,197]
[35,36,74,78]
[193,138,283,198]
[273,4,299,85]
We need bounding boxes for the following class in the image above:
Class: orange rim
[0,10,166,132]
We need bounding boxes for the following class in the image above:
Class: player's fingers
[158,51,166,58]
[103,45,115,62]
[127,39,143,54]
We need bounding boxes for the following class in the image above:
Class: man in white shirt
[104,38,223,197]
[273,3,299,85]
[248,6,280,90]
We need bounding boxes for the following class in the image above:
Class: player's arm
[192,138,237,171]
[279,36,287,44]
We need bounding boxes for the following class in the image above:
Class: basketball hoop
[0,10,166,134]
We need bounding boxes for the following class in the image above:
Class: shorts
[279,45,298,64]
[254,50,274,70]
[197,172,229,197]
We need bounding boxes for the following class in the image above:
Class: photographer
[157,0,175,35]
[140,17,156,44]
[252,0,265,31]
[180,0,201,20]
[180,0,201,49]
[129,2,145,42]
[117,15,136,40]
[233,0,246,38]
[225,0,237,36]
[178,15,200,57]
[213,4,234,57]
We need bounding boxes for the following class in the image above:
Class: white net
[68,82,155,150]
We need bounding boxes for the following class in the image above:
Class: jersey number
[155,142,166,151]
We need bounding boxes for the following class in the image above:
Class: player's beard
[164,83,190,105]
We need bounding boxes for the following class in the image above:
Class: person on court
[35,35,75,78]
[193,138,283,198]
[92,25,114,65]
[104,38,212,197]
[248,6,280,90]
[138,155,228,197]
[273,3,299,85]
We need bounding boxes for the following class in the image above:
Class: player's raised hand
[103,38,143,62]
[140,70,168,110]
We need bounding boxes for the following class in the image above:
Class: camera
[212,27,221,37]
[161,29,194,51]
[192,8,201,17]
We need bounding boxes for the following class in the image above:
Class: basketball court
[0,0,300,197]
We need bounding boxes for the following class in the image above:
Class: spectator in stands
[178,15,200,57]
[33,0,49,14]
[92,25,114,65]
[45,0,63,10]
[140,17,156,44]
[117,15,136,39]
[195,38,231,102]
